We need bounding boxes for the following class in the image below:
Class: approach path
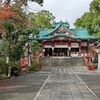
[0,67,100,100]
[33,67,100,100]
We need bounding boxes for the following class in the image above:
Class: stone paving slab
[0,72,50,100]
[34,67,100,100]
[72,67,100,99]
[0,67,100,100]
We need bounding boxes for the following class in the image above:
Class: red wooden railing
[20,52,41,72]
[20,57,28,72]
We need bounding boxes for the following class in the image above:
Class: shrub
[10,43,24,61]
[7,61,20,72]
[29,57,40,71]
[0,57,8,74]
[0,58,20,74]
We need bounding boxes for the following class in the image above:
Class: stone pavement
[0,67,100,100]
[0,71,50,100]
[33,67,100,100]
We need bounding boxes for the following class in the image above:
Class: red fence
[20,57,28,72]
[20,52,41,72]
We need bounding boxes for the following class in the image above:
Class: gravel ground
[73,67,100,99]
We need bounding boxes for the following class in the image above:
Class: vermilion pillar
[87,41,89,54]
[78,41,81,56]
[42,41,44,56]
[52,46,54,56]
[68,42,71,56]
[52,39,54,56]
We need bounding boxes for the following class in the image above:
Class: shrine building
[29,21,99,57]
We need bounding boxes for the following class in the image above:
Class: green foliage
[7,61,20,71]
[0,1,55,66]
[0,57,8,74]
[74,0,100,36]
[93,32,100,36]
[35,0,44,5]
[91,16,100,33]
[0,40,2,54]
[73,18,82,28]
[18,35,27,42]
[30,40,41,53]
[28,10,55,31]
[1,37,9,56]
[0,2,28,63]
[22,26,39,35]
[90,0,100,14]
[2,21,15,33]
[4,0,44,6]
[0,73,7,79]
[10,43,24,61]
[1,35,22,61]
[11,3,26,19]
[29,57,40,71]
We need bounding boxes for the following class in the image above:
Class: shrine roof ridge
[29,33,100,40]
[38,22,89,37]
[29,21,100,41]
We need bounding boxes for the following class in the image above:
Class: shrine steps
[41,56,85,67]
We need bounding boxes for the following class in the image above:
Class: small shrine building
[29,21,99,57]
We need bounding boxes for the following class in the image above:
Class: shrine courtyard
[0,66,100,100]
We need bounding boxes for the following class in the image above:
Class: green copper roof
[52,21,70,28]
[70,28,89,36]
[29,21,100,41]
[39,29,53,37]
[30,33,99,40]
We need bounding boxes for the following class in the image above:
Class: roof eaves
[60,25,78,36]
[45,23,61,36]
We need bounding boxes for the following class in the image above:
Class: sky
[27,0,93,28]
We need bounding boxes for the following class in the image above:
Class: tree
[74,0,100,36]
[10,43,24,61]
[0,0,43,6]
[90,0,100,14]
[30,40,41,53]
[0,1,55,63]
[28,10,55,34]
[0,4,27,63]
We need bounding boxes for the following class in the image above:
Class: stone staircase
[41,56,85,67]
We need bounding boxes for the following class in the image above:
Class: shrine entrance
[44,48,52,56]
[44,48,68,56]
[54,48,68,56]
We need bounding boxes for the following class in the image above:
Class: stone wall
[41,57,85,67]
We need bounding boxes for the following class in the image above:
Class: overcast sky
[27,0,93,28]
